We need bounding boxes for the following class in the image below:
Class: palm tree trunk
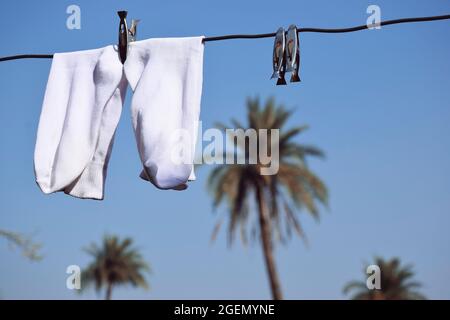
[256,187,283,300]
[106,283,113,300]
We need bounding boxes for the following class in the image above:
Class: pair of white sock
[34,37,204,200]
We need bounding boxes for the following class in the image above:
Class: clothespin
[271,27,287,85]
[286,25,301,83]
[117,11,128,64]
[128,19,141,42]
[117,11,140,64]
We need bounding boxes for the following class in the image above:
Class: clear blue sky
[0,0,449,299]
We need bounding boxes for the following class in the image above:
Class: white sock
[34,45,126,200]
[124,37,204,190]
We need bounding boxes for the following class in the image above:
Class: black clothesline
[0,14,449,62]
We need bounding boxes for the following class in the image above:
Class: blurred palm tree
[208,97,328,300]
[81,235,150,300]
[343,257,426,300]
[0,229,42,261]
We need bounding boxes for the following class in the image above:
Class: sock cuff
[63,161,108,200]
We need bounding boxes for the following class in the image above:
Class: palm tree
[343,257,426,300]
[81,235,150,300]
[208,97,328,300]
[0,229,42,261]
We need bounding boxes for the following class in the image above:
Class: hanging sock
[34,37,204,199]
[124,37,204,190]
[34,46,126,200]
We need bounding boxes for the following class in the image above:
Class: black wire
[0,54,54,62]
[1,14,449,61]
[202,14,450,41]
[297,14,450,34]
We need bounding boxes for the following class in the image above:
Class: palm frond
[282,197,309,245]
[210,218,224,243]
[279,125,309,146]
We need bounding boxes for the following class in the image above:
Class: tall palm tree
[208,97,328,300]
[81,235,150,300]
[343,257,426,300]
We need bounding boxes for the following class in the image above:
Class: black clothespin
[117,11,140,64]
[117,11,128,64]
[286,25,301,83]
[271,27,287,85]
